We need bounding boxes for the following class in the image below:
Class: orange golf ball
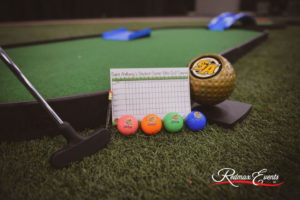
[141,114,162,135]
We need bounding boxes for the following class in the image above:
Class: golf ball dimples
[141,114,162,135]
[188,54,236,106]
[163,112,184,133]
[117,115,138,135]
[186,111,206,131]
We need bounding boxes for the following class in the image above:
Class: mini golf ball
[186,111,206,131]
[188,54,236,106]
[141,114,162,135]
[163,112,184,133]
[117,114,138,135]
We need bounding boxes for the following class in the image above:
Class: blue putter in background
[102,27,151,41]
[208,12,257,31]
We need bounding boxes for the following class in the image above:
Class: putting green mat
[0,28,260,103]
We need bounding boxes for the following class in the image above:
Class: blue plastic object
[208,12,256,31]
[102,27,151,41]
[185,111,206,131]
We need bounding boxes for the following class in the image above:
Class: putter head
[50,127,111,169]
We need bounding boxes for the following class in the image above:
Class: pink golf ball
[117,115,138,135]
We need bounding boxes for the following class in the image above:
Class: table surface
[0,28,260,103]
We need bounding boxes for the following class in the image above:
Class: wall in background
[193,0,240,16]
[0,0,294,22]
[0,0,195,22]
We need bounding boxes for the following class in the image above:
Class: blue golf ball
[186,111,206,131]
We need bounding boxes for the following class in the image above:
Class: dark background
[0,0,195,21]
[0,0,297,22]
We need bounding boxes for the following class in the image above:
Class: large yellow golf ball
[188,54,236,106]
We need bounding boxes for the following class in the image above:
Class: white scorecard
[110,68,191,123]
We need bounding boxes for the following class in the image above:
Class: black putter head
[50,122,111,169]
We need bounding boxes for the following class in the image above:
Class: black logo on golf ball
[190,56,222,79]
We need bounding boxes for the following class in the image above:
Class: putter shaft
[0,47,63,125]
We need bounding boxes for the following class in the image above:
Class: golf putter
[0,47,111,168]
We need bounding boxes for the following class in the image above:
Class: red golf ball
[117,115,138,135]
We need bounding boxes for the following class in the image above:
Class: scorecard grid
[110,68,191,123]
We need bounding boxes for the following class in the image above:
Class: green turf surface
[0,28,260,103]
[0,21,208,45]
[0,24,300,199]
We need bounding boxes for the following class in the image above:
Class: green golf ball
[163,112,184,133]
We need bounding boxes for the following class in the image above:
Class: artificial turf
[0,28,260,103]
[0,20,208,45]
[0,22,300,200]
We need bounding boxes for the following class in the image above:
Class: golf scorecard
[110,68,191,124]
